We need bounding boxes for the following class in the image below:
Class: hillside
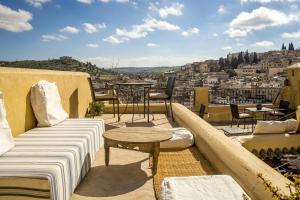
[0,56,117,77]
[116,66,180,74]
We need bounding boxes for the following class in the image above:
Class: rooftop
[72,114,174,200]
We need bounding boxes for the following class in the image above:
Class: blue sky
[0,0,300,67]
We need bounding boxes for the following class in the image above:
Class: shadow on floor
[75,158,151,197]
[125,121,155,127]
[105,124,120,131]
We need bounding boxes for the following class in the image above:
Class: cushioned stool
[161,128,194,149]
[160,175,250,200]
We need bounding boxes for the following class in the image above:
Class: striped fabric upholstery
[0,118,105,200]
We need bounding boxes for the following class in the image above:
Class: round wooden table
[103,127,172,174]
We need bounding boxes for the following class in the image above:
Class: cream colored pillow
[161,128,194,149]
[0,92,14,156]
[31,80,68,127]
[254,121,286,135]
[285,119,299,133]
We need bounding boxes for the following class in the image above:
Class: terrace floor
[71,114,176,200]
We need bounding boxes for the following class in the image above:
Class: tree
[225,58,230,68]
[218,57,225,70]
[252,52,258,64]
[237,52,244,65]
[244,50,250,64]
[281,43,286,50]
[288,42,295,51]
[230,57,239,68]
[225,69,237,77]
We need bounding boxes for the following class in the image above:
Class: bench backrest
[0,67,92,136]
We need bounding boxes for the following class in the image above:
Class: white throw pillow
[254,121,286,135]
[285,119,299,133]
[31,80,68,127]
[161,128,194,149]
[0,92,14,156]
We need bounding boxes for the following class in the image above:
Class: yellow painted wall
[104,103,168,114]
[0,67,92,136]
[206,104,274,123]
[297,106,300,121]
[172,103,291,200]
[193,87,209,112]
[287,69,300,109]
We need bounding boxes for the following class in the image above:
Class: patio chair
[268,100,290,120]
[199,104,206,119]
[147,77,176,121]
[230,104,253,128]
[88,77,119,119]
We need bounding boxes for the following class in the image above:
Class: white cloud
[83,23,106,33]
[218,5,226,13]
[77,0,94,4]
[281,30,300,38]
[253,40,274,47]
[225,7,300,38]
[213,33,218,37]
[41,34,67,42]
[147,43,158,47]
[222,46,232,50]
[103,35,127,44]
[240,0,299,4]
[237,43,244,46]
[25,0,51,8]
[0,4,33,32]
[99,0,130,3]
[149,2,184,18]
[82,55,208,68]
[60,26,80,34]
[86,43,99,48]
[104,17,180,44]
[181,27,199,37]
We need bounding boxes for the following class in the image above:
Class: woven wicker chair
[147,77,176,121]
[230,104,253,128]
[88,77,119,119]
[198,104,207,119]
[268,100,290,120]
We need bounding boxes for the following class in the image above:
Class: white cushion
[254,121,286,135]
[160,175,250,200]
[0,92,14,156]
[254,119,299,135]
[285,119,299,133]
[239,113,251,118]
[160,128,194,149]
[31,80,68,127]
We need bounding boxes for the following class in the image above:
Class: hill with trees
[0,56,117,78]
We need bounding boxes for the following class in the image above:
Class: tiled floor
[71,114,175,200]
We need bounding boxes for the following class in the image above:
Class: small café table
[103,127,172,175]
[245,107,273,121]
[115,82,153,122]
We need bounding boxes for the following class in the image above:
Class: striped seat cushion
[0,118,105,200]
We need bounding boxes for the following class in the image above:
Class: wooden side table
[103,127,172,175]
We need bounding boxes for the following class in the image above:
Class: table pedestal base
[104,138,160,175]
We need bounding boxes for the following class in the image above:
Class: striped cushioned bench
[0,118,105,200]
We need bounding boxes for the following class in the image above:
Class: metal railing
[209,87,281,105]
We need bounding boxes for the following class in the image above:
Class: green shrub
[258,173,300,199]
[86,102,105,117]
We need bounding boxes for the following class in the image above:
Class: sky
[0,0,300,68]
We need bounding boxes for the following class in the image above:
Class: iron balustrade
[209,87,281,105]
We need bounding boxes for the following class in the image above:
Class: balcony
[0,66,299,200]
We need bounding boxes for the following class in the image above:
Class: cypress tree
[238,52,244,65]
[253,52,258,64]
[244,50,250,64]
